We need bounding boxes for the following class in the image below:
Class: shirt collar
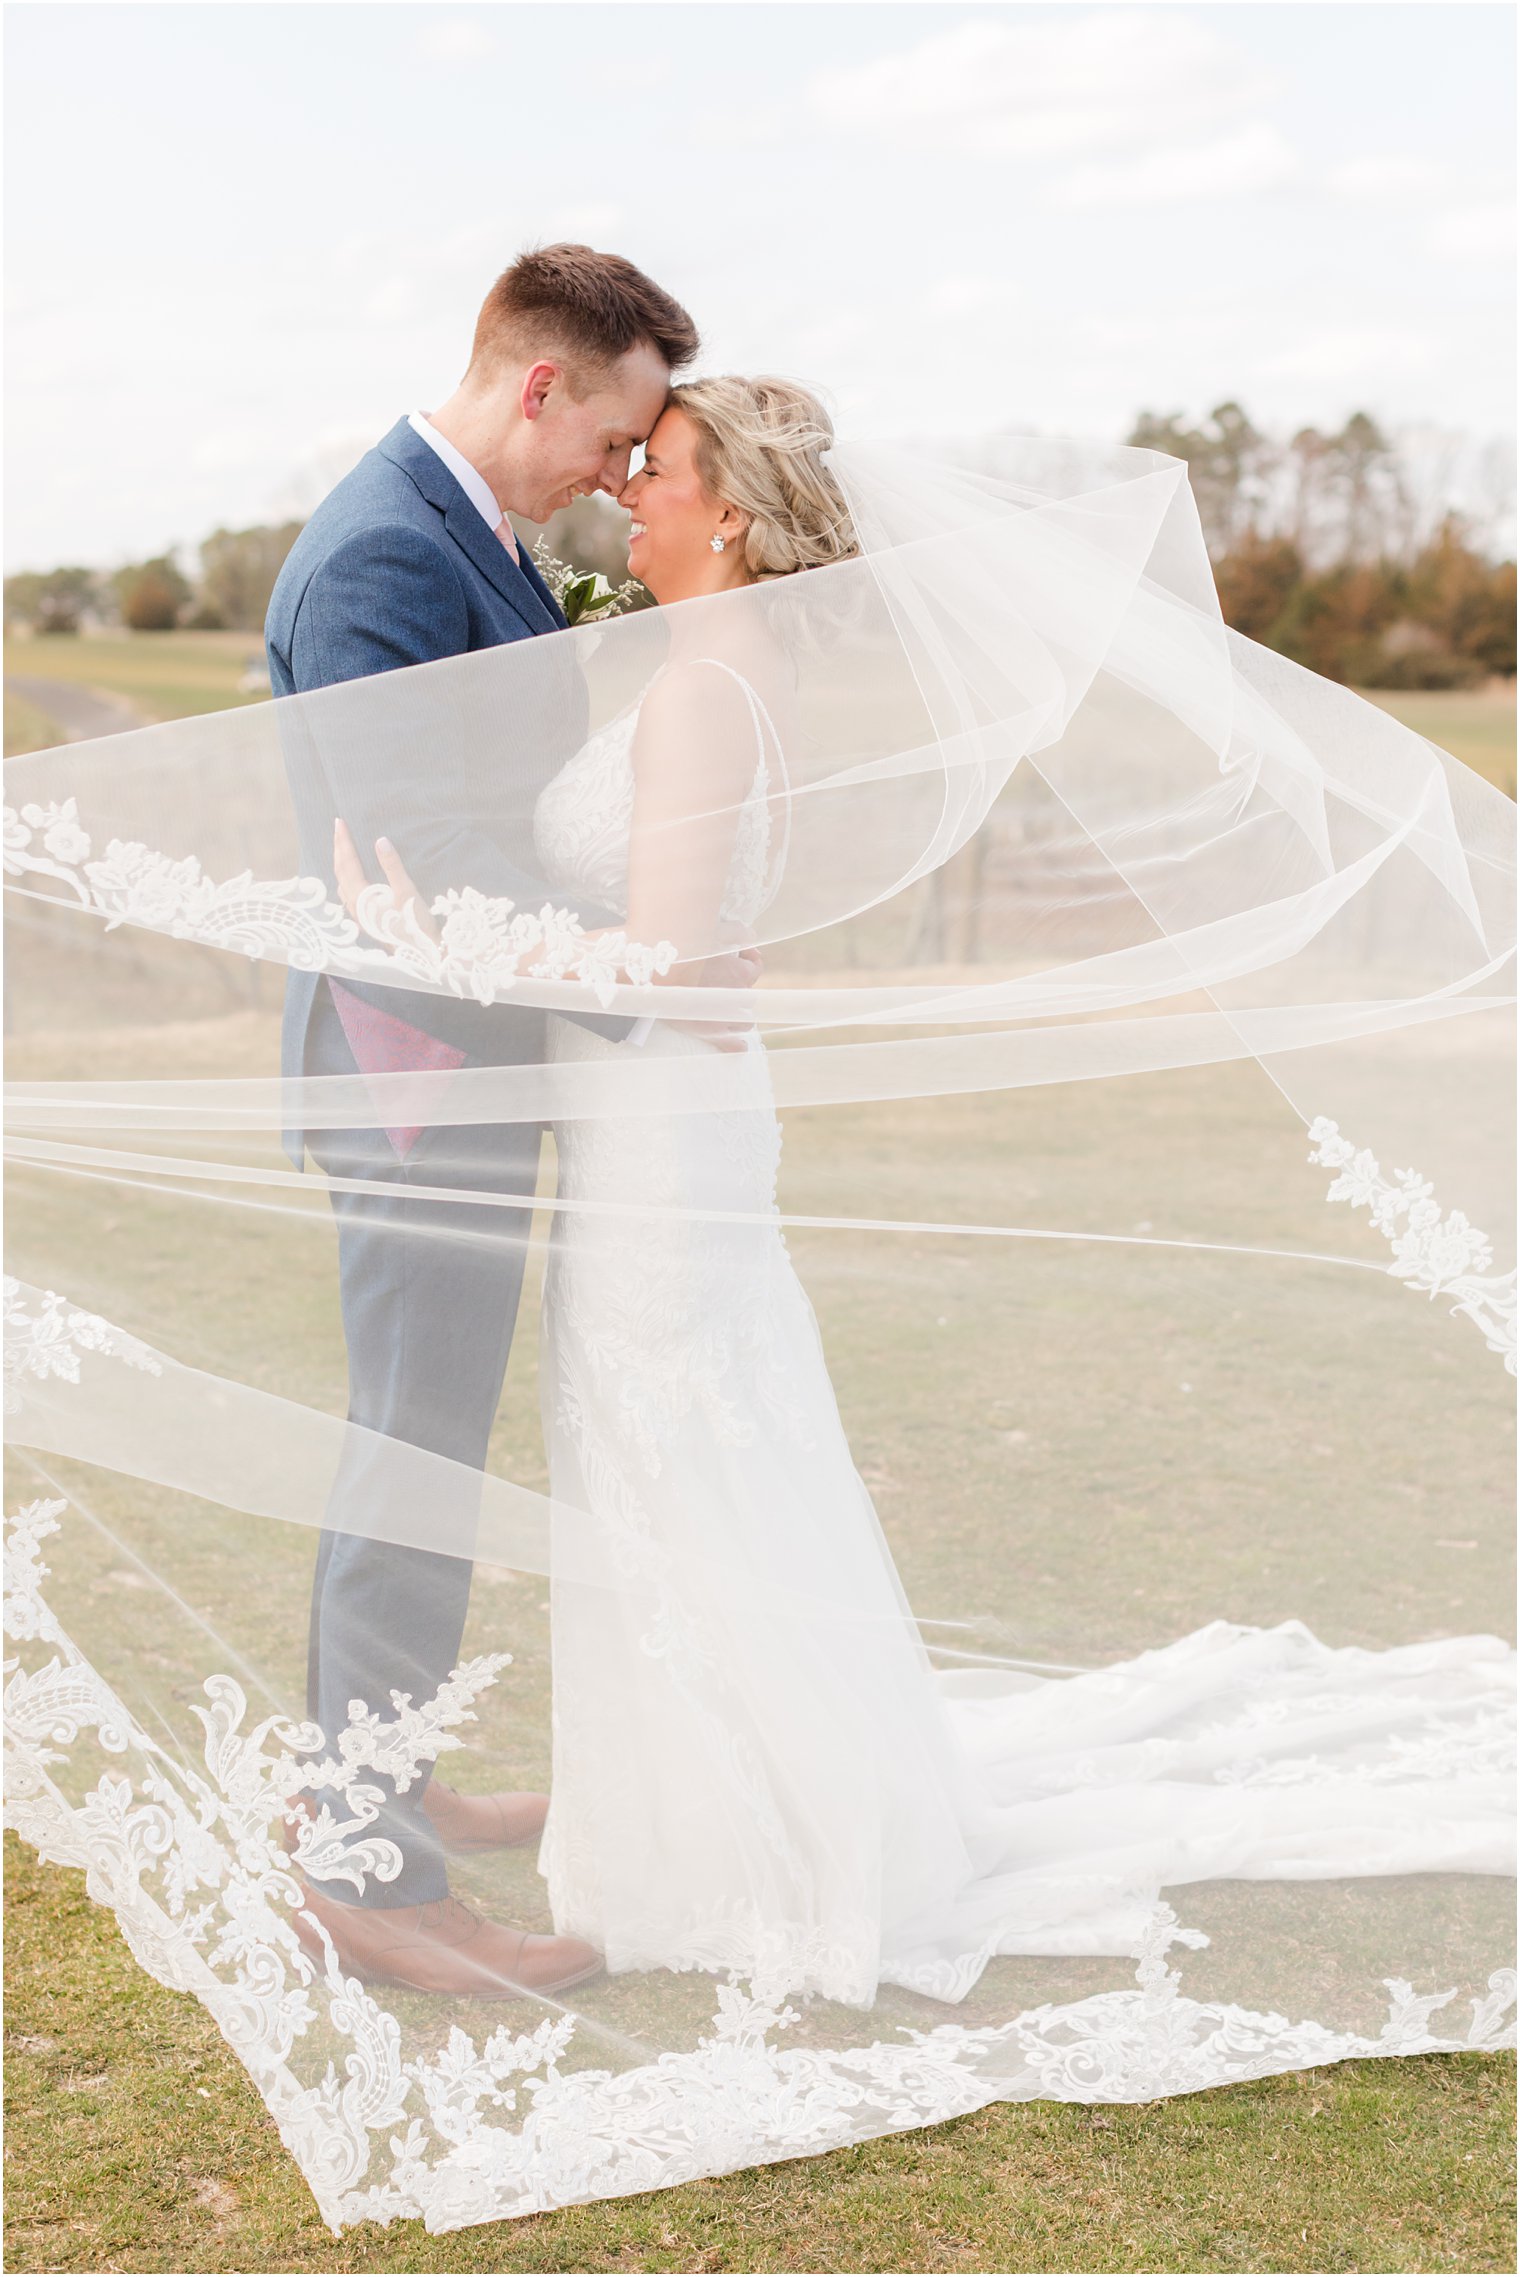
[407,410,505,535]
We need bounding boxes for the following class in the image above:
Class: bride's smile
[619,402,756,604]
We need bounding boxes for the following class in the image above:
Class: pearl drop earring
[710,534,727,554]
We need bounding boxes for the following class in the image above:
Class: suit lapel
[377,419,564,634]
[515,536,569,630]
[442,496,563,633]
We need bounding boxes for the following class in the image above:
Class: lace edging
[3,1276,164,1416]
[1308,1118,1516,1373]
[6,1476,1513,2238]
[3,799,674,1010]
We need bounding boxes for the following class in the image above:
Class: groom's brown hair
[469,244,699,392]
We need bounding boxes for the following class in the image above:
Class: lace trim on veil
[6,1478,1513,2237]
[1308,1119,1517,1372]
[2,799,675,1009]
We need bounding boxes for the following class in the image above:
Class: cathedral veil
[4,432,1514,2233]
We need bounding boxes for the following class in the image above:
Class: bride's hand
[706,940,765,993]
[665,938,764,1054]
[333,818,440,944]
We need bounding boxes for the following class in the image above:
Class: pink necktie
[495,514,519,563]
[328,982,466,1160]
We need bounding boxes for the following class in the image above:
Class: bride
[339,375,1513,2009]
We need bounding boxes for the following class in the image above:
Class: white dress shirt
[407,410,510,540]
[407,412,652,1045]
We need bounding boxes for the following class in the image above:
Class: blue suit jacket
[266,416,628,1141]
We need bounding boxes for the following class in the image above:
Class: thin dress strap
[679,657,793,906]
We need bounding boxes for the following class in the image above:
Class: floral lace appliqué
[5,1488,1514,2238]
[1308,1117,1516,1373]
[3,798,673,1010]
[3,1276,164,1415]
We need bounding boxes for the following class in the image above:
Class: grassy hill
[4,627,1514,2273]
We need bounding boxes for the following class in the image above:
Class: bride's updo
[668,375,859,579]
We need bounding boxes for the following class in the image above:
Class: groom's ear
[520,361,562,421]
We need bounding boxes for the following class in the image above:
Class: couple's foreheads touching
[420,241,857,607]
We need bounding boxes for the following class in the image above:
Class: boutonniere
[530,538,643,626]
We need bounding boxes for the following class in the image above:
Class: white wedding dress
[532,667,1514,2009]
[6,426,1512,2234]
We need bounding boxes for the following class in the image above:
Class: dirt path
[5,673,148,742]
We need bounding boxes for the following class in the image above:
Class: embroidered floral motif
[360,882,674,1010]
[1,800,672,1009]
[5,799,362,969]
[2,1498,68,1648]
[1308,1117,1517,1372]
[5,1489,1514,2239]
[3,1276,164,1415]
[532,701,776,934]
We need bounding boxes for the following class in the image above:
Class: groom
[266,246,703,1997]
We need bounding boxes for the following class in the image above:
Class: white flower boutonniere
[530,538,643,627]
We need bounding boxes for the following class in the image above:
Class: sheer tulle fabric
[4,434,1513,2234]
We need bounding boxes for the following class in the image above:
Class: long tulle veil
[4,432,1514,2231]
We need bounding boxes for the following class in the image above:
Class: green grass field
[3,687,64,757]
[4,632,1515,2271]
[5,1831,1512,2277]
[3,629,266,726]
[1357,685,1517,799]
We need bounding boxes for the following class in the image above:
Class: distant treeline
[3,520,305,640]
[5,405,1514,689]
[1211,522,1514,688]
[1126,403,1515,688]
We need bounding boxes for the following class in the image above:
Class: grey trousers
[303,989,542,1906]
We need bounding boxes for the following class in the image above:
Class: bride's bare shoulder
[631,653,773,788]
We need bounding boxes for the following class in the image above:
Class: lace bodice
[534,662,783,930]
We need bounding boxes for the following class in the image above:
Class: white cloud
[1419,201,1516,267]
[806,8,1273,158]
[690,104,792,149]
[1324,162,1514,270]
[1262,326,1438,385]
[266,427,385,524]
[542,202,626,243]
[927,276,1011,318]
[364,274,418,325]
[1053,121,1301,209]
[189,429,262,478]
[417,15,495,66]
[1326,156,1446,203]
[435,221,514,272]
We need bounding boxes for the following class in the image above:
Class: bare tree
[196,522,306,630]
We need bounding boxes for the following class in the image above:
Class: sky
[4,0,1515,571]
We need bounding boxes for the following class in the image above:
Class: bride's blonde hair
[668,375,859,580]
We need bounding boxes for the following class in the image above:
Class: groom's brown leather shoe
[279,1784,549,1860]
[292,1881,602,1999]
[421,1781,549,1855]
